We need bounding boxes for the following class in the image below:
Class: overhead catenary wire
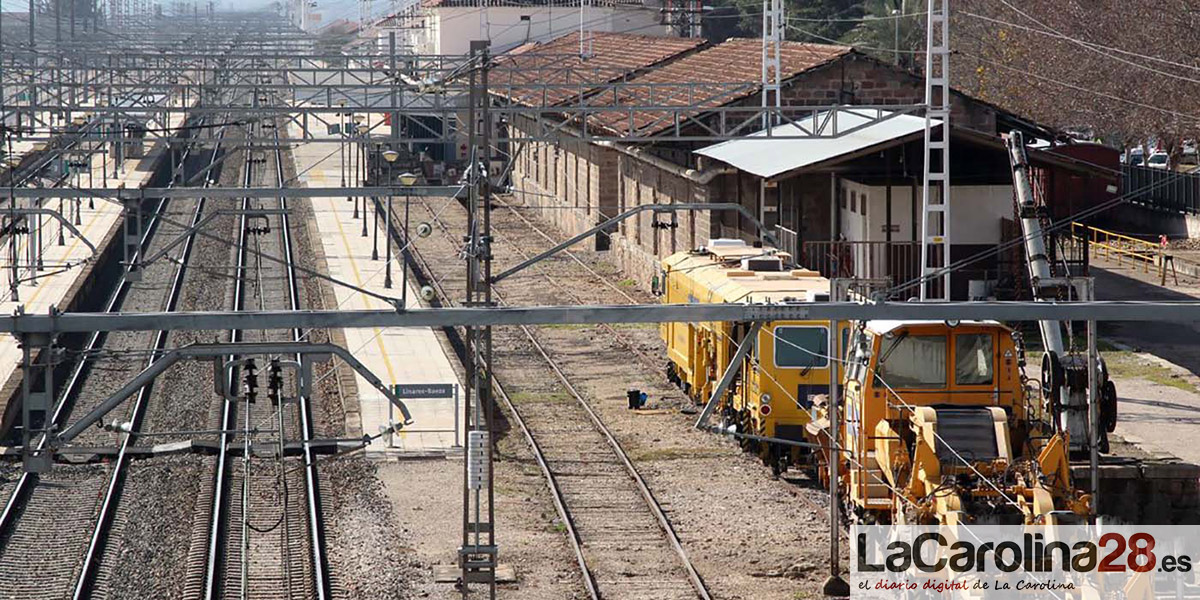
[958,50,1200,124]
[992,0,1200,84]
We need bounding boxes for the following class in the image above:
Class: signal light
[760,404,772,416]
[267,358,283,405]
[244,359,258,403]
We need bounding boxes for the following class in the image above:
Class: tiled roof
[492,32,706,107]
[585,38,852,136]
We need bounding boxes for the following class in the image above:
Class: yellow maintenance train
[660,239,847,477]
[659,240,1091,525]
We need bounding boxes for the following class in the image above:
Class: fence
[775,225,799,262]
[1072,222,1163,274]
[799,239,921,299]
[1123,164,1200,214]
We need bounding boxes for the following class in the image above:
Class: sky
[0,1,363,23]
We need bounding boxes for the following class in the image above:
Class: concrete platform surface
[0,107,189,410]
[288,119,462,454]
[1091,255,1200,466]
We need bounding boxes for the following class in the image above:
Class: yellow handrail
[1071,222,1162,273]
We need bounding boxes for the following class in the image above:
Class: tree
[953,0,1200,150]
[787,0,867,43]
[704,0,869,43]
[840,0,925,70]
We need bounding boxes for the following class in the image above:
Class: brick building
[499,33,1115,297]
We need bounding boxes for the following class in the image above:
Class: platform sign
[393,383,455,399]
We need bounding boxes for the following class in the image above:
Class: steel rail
[0,118,214,542]
[71,118,219,599]
[387,203,601,600]
[389,197,711,599]
[500,295,713,600]
[274,123,332,600]
[202,123,252,600]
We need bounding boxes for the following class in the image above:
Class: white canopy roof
[695,108,938,179]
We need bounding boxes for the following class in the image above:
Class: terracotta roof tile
[585,38,851,136]
[492,32,706,107]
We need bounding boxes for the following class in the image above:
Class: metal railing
[775,225,799,262]
[1072,222,1162,273]
[1123,164,1200,214]
[799,239,921,299]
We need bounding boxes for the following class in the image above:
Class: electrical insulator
[267,358,283,405]
[243,359,258,403]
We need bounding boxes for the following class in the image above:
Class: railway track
[0,87,333,599]
[392,193,711,600]
[0,116,219,599]
[201,114,329,600]
[71,115,226,600]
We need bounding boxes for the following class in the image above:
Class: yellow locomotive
[814,320,1090,525]
[659,240,1091,524]
[659,240,847,476]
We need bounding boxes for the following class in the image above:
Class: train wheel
[804,453,820,481]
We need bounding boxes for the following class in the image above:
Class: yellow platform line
[327,196,400,399]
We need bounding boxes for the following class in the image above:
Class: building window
[878,334,947,388]
[955,333,994,386]
[850,191,857,213]
[841,188,848,209]
[860,192,867,217]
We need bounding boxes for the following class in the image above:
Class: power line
[961,7,1200,87]
[958,49,1200,124]
[787,22,925,54]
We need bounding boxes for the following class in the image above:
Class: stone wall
[503,53,1003,291]
[778,54,996,134]
[1072,462,1200,524]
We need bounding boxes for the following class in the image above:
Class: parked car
[1147,152,1170,169]
[1124,149,1145,166]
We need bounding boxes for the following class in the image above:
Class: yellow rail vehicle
[660,240,845,475]
[822,320,1090,525]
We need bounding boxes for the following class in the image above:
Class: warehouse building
[499,32,1117,298]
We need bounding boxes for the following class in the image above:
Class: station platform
[0,108,189,418]
[286,121,463,455]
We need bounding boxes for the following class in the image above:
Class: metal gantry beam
[0,7,924,144]
[52,341,414,445]
[0,186,465,199]
[5,301,1200,334]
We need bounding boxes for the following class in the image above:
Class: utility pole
[893,0,904,66]
[758,0,782,235]
[460,39,498,600]
[919,0,951,300]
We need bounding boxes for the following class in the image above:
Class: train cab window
[774,326,829,369]
[954,333,994,385]
[877,334,947,388]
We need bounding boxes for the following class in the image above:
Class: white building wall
[840,180,1010,245]
[837,179,1011,280]
[412,4,668,56]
